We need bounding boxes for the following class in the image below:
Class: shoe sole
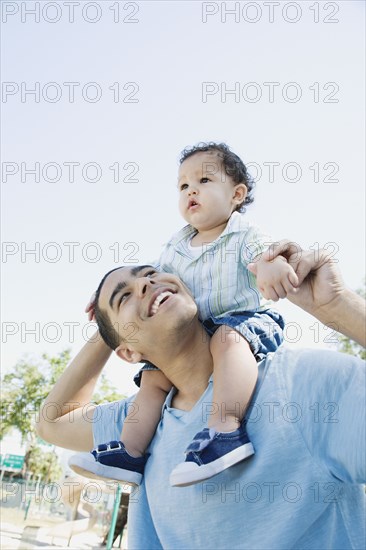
[69,456,142,486]
[169,442,254,487]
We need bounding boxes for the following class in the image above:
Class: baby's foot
[69,441,148,485]
[170,425,254,487]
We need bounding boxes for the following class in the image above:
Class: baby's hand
[250,255,299,301]
[85,292,96,321]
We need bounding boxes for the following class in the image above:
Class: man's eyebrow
[109,281,127,309]
[109,265,153,309]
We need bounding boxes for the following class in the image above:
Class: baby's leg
[68,370,172,484]
[170,327,257,487]
[209,325,258,432]
[121,370,172,456]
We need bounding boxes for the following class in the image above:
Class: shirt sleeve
[92,397,134,446]
[156,243,175,273]
[240,224,275,264]
[282,348,366,484]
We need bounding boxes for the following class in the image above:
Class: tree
[27,446,63,483]
[92,372,126,404]
[337,279,366,361]
[338,334,366,361]
[0,350,124,478]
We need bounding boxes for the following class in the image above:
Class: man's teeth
[150,291,173,316]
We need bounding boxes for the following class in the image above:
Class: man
[37,243,365,549]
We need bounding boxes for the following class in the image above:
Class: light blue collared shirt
[93,347,366,549]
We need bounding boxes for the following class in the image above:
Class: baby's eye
[180,183,188,191]
[200,177,210,184]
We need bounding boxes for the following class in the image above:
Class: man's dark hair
[179,142,255,213]
[94,267,123,350]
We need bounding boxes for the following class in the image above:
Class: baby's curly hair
[179,142,255,213]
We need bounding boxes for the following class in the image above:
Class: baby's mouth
[188,199,199,209]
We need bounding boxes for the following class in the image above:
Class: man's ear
[115,345,142,364]
[232,184,247,205]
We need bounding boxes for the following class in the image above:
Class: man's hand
[249,240,365,347]
[250,240,344,315]
[251,254,299,302]
[85,292,96,321]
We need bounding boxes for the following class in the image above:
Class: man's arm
[36,331,112,451]
[249,240,366,347]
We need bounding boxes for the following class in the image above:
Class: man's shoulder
[262,346,364,405]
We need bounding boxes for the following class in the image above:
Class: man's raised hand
[85,292,96,322]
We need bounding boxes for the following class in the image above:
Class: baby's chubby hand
[85,292,96,321]
[248,255,298,302]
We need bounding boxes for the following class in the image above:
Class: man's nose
[135,276,155,296]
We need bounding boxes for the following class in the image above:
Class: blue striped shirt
[158,212,273,320]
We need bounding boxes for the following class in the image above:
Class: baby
[72,142,297,487]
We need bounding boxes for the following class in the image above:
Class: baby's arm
[253,254,299,301]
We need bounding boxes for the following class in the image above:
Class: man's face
[178,152,246,231]
[98,266,198,361]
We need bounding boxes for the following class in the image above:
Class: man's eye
[118,293,130,308]
[200,177,209,184]
[145,270,156,278]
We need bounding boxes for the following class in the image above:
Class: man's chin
[169,304,199,334]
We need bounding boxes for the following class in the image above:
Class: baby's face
[177,151,245,233]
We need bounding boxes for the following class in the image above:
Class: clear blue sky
[2,1,365,399]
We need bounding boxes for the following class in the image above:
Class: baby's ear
[233,184,247,204]
[115,345,142,364]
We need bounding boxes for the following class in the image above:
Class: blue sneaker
[169,426,254,487]
[68,441,148,485]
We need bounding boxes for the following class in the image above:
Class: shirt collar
[162,353,272,417]
[168,211,248,247]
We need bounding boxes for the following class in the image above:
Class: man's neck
[150,322,213,411]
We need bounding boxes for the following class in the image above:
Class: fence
[1,476,121,545]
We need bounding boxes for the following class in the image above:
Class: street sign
[36,436,53,447]
[0,453,25,470]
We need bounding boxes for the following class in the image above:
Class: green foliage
[92,373,125,405]
[338,335,366,361]
[337,278,366,360]
[0,351,72,446]
[27,447,62,482]
[0,350,125,477]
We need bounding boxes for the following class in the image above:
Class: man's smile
[148,288,176,317]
